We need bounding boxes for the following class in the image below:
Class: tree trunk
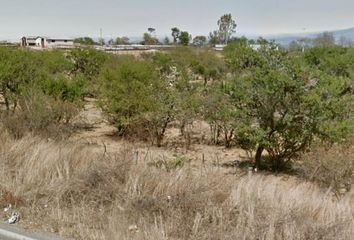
[156,117,170,148]
[255,146,264,170]
[224,129,234,148]
[156,133,163,147]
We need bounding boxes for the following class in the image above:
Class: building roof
[23,36,73,41]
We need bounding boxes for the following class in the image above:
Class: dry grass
[0,132,352,239]
[295,144,354,194]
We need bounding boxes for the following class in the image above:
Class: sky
[0,0,353,41]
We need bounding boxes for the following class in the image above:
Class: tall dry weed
[0,132,352,239]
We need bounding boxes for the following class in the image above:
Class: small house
[21,36,74,49]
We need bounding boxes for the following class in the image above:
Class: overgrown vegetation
[1,40,354,169]
[0,134,352,239]
[0,37,354,239]
[98,42,354,172]
[0,47,102,138]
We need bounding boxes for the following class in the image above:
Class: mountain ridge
[264,27,354,46]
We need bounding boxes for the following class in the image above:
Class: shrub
[68,48,107,79]
[147,154,190,171]
[99,59,175,146]
[224,41,354,170]
[295,144,354,194]
[1,89,79,139]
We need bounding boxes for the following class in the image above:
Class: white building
[21,36,74,49]
[214,44,227,51]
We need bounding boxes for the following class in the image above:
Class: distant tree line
[73,13,238,47]
[288,31,354,52]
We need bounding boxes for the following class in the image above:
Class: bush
[68,48,106,79]
[295,144,354,194]
[147,154,190,171]
[99,59,174,146]
[224,41,354,170]
[1,89,79,139]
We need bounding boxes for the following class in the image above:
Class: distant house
[214,44,227,51]
[212,43,278,52]
[21,36,74,49]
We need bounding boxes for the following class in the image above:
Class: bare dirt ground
[71,98,249,170]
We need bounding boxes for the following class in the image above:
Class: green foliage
[202,82,240,147]
[115,36,130,45]
[224,39,263,72]
[68,48,107,79]
[217,13,237,44]
[142,33,159,45]
[224,42,354,169]
[153,47,225,83]
[99,59,175,146]
[193,35,207,46]
[74,37,97,45]
[0,47,86,139]
[208,13,237,45]
[179,31,191,46]
[2,87,79,139]
[39,74,87,102]
[0,48,42,110]
[304,45,353,77]
[209,30,220,45]
[171,27,180,43]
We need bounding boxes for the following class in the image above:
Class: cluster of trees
[98,42,354,169]
[74,37,97,45]
[170,14,237,46]
[0,47,106,138]
[1,36,353,169]
[74,13,237,47]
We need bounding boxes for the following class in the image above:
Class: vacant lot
[0,43,353,239]
[0,101,352,239]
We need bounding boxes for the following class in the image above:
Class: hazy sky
[0,0,353,40]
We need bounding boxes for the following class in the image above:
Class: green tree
[179,31,191,46]
[224,42,354,170]
[224,39,262,72]
[217,14,237,44]
[74,37,96,45]
[209,30,220,45]
[193,35,207,46]
[68,48,107,80]
[304,45,353,78]
[143,33,158,45]
[148,27,156,35]
[115,36,130,45]
[0,48,42,111]
[202,82,239,147]
[171,27,180,43]
[99,59,175,147]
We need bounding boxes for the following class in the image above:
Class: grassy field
[0,131,353,240]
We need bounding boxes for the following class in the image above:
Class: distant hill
[265,27,354,46]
